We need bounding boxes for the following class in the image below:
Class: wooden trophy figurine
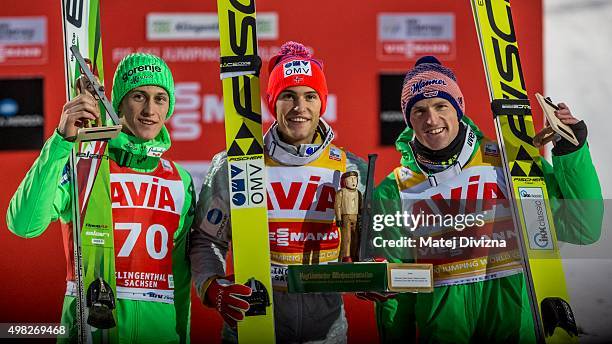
[335,171,363,263]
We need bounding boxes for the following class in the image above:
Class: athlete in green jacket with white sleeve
[372,56,603,343]
[6,53,195,344]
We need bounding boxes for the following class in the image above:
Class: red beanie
[266,41,328,117]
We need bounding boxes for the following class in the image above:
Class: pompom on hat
[266,41,328,117]
[111,53,175,119]
[401,56,465,127]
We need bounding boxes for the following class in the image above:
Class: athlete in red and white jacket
[190,41,366,343]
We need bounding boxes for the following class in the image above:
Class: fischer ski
[471,0,578,343]
[61,0,121,342]
[216,0,276,342]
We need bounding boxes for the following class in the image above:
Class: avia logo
[411,79,446,95]
[283,60,312,77]
[230,162,265,207]
[412,175,507,215]
[111,178,176,212]
[268,175,336,212]
[270,227,339,247]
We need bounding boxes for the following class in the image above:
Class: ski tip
[415,55,441,66]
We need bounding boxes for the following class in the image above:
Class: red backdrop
[0,1,543,342]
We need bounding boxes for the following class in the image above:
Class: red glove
[355,291,398,302]
[204,277,252,327]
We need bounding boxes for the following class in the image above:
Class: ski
[471,0,577,343]
[216,0,276,342]
[61,0,120,342]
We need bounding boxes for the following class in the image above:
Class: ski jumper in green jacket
[373,57,603,344]
[6,53,194,344]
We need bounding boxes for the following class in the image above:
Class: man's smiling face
[409,97,459,151]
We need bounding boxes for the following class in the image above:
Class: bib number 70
[115,222,169,259]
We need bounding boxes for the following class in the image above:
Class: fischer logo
[283,60,312,77]
[484,1,528,101]
[270,227,339,247]
[122,64,163,82]
[411,79,446,94]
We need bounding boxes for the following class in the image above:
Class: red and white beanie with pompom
[266,41,328,117]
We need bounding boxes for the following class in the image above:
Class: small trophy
[334,170,362,263]
[70,45,122,142]
[533,93,578,148]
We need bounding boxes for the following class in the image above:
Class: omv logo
[0,98,19,117]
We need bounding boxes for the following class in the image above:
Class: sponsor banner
[110,174,186,214]
[377,13,455,61]
[0,78,44,150]
[518,187,554,250]
[0,17,47,64]
[111,44,287,63]
[228,159,266,209]
[379,74,406,145]
[269,222,340,253]
[168,81,337,142]
[146,13,278,41]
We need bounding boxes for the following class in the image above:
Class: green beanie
[111,53,175,119]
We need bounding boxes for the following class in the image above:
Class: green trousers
[377,274,536,344]
[59,296,182,344]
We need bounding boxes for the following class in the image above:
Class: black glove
[552,120,587,156]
